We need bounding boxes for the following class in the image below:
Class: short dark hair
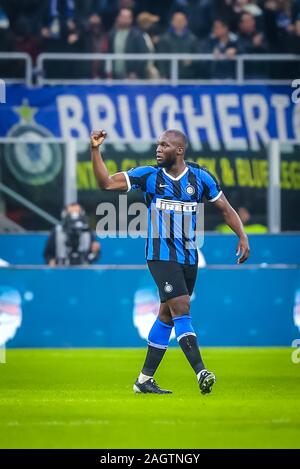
[172,10,187,16]
[165,129,188,150]
[213,18,229,29]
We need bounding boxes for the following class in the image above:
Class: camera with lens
[64,213,89,254]
[59,209,93,265]
[44,203,100,266]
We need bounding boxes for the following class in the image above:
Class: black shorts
[147,260,198,303]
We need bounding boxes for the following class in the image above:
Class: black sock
[141,345,167,376]
[178,334,205,375]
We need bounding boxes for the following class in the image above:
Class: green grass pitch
[0,348,299,449]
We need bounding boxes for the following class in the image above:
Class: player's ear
[177,145,184,156]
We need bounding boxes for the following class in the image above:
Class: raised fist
[90,130,107,148]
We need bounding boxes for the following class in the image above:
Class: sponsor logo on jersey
[156,198,197,213]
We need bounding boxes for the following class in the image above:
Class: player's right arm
[90,130,128,191]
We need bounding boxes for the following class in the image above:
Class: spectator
[46,0,75,28]
[234,0,263,18]
[200,18,238,78]
[64,18,84,50]
[157,11,199,79]
[0,0,297,82]
[109,8,148,79]
[208,19,238,56]
[136,11,161,78]
[237,11,268,52]
[232,0,264,32]
[185,0,216,40]
[13,16,41,64]
[44,203,101,266]
[40,21,64,76]
[212,0,238,31]
[12,16,41,80]
[40,0,76,47]
[40,10,85,77]
[62,18,86,77]
[118,0,136,10]
[135,0,174,27]
[83,1,119,31]
[237,11,268,77]
[85,13,109,78]
[171,1,230,39]
[262,0,293,52]
[1,0,46,34]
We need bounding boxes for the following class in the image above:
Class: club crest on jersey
[186,185,195,195]
[164,282,173,293]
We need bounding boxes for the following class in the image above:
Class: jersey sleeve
[123,166,155,192]
[201,168,222,202]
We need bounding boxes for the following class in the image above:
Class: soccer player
[91,129,250,395]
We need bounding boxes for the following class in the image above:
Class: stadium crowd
[0,0,299,79]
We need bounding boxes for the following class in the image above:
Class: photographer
[44,203,101,266]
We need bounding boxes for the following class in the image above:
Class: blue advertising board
[0,265,299,348]
[0,233,300,266]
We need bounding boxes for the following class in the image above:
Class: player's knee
[158,303,173,325]
[168,295,190,317]
[158,310,173,326]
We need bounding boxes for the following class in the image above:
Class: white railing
[0,53,33,86]
[36,52,299,85]
[0,52,299,86]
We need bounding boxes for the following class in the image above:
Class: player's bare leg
[133,303,173,394]
[168,294,216,394]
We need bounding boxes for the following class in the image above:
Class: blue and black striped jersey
[124,162,222,265]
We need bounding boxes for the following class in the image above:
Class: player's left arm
[213,193,250,264]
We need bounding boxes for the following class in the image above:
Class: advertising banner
[0,85,299,229]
